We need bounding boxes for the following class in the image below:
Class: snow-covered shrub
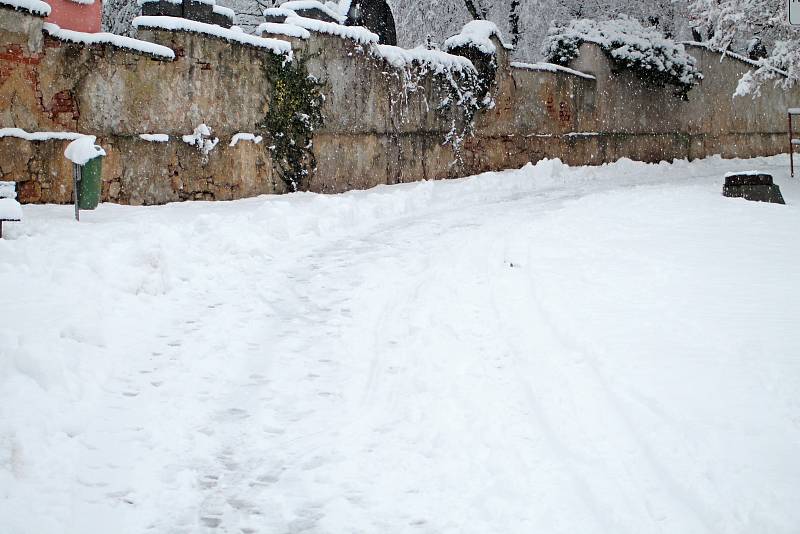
[543,16,703,99]
[689,0,799,96]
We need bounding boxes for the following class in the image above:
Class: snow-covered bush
[543,16,703,99]
[688,0,799,95]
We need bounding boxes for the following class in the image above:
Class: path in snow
[1,156,800,533]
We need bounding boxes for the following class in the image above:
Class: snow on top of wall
[284,15,377,44]
[510,61,595,80]
[789,108,800,115]
[133,16,292,58]
[280,0,345,23]
[230,133,263,146]
[0,127,83,141]
[443,20,512,55]
[255,22,310,39]
[137,0,180,5]
[64,135,106,165]
[0,198,22,220]
[0,0,51,16]
[264,6,295,18]
[139,133,170,142]
[44,22,176,59]
[0,181,16,199]
[212,4,235,21]
[681,41,789,77]
[374,44,476,74]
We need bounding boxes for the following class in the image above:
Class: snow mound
[0,198,22,221]
[443,20,512,54]
[44,23,175,59]
[212,4,235,22]
[0,0,51,16]
[63,136,105,165]
[284,15,377,44]
[255,22,310,39]
[279,0,345,23]
[0,127,82,141]
[182,123,218,155]
[511,61,595,80]
[263,6,295,18]
[544,16,703,97]
[229,133,263,146]
[133,16,292,58]
[139,133,169,142]
[374,44,476,74]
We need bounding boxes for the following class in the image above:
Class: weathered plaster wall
[1,5,798,205]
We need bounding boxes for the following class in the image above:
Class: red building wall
[46,0,102,33]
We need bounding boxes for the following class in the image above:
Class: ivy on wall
[258,56,324,192]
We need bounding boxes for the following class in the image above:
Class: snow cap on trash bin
[64,135,106,166]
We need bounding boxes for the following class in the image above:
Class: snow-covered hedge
[443,20,511,55]
[543,16,703,99]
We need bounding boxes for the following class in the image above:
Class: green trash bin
[78,155,103,210]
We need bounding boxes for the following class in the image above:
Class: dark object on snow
[345,0,397,45]
[723,173,785,204]
[141,0,233,28]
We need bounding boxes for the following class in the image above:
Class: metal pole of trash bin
[73,162,81,222]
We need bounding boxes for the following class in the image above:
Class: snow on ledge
[789,108,800,115]
[0,0,51,16]
[374,44,476,74]
[279,0,346,23]
[255,22,310,40]
[264,6,295,18]
[133,16,293,58]
[139,133,170,142]
[212,4,235,21]
[0,127,83,141]
[682,41,789,77]
[284,15,377,45]
[44,23,175,59]
[443,20,513,54]
[511,61,596,80]
[230,133,263,146]
[66,0,94,5]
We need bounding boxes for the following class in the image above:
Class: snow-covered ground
[1,155,799,533]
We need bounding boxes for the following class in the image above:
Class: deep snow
[1,155,799,533]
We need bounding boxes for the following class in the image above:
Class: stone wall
[1,5,798,205]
